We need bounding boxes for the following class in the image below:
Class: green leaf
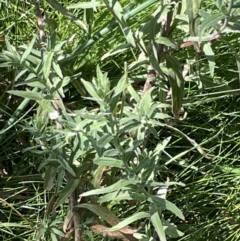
[163,220,184,238]
[203,43,215,77]
[155,37,178,49]
[50,232,58,241]
[124,26,136,47]
[57,156,76,177]
[60,0,159,62]
[150,204,167,241]
[215,0,223,10]
[199,76,231,91]
[138,88,154,117]
[0,223,29,228]
[7,90,42,101]
[103,149,119,157]
[80,179,135,196]
[186,0,201,36]
[118,119,141,136]
[44,165,57,191]
[67,2,103,9]
[75,203,120,226]
[46,0,87,31]
[94,157,124,168]
[81,78,101,99]
[109,212,150,231]
[200,12,226,35]
[114,63,128,94]
[127,84,141,103]
[52,228,65,237]
[20,35,37,64]
[96,65,110,95]
[53,61,63,79]
[149,5,168,46]
[43,51,54,80]
[15,69,29,82]
[154,112,170,119]
[153,136,171,156]
[103,0,125,25]
[149,55,166,78]
[5,37,14,53]
[97,133,114,148]
[55,179,80,208]
[36,227,47,239]
[148,195,184,220]
[165,54,184,119]
[101,43,132,60]
[103,0,137,48]
[98,190,146,203]
[184,35,216,42]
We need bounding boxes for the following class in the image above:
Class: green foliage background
[1,0,240,240]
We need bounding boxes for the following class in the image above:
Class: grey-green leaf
[200,12,226,35]
[94,157,124,168]
[57,157,76,177]
[148,195,184,220]
[43,51,54,80]
[81,78,101,99]
[20,35,37,64]
[7,90,42,101]
[55,179,80,208]
[150,204,166,241]
[97,133,114,148]
[109,212,150,231]
[203,43,215,77]
[80,179,134,197]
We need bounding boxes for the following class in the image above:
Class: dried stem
[35,0,45,42]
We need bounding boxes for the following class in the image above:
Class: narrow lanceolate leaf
[127,84,140,103]
[203,43,215,77]
[109,212,150,231]
[50,233,58,241]
[43,51,54,80]
[155,37,178,50]
[103,0,136,47]
[200,12,226,36]
[67,2,103,9]
[55,179,80,208]
[7,90,42,101]
[103,0,125,25]
[163,220,184,238]
[215,0,223,10]
[98,190,146,203]
[97,133,114,148]
[81,78,101,99]
[150,204,167,241]
[148,195,184,220]
[44,165,57,191]
[186,0,201,51]
[186,0,201,36]
[53,61,63,79]
[138,88,154,117]
[57,156,76,177]
[20,35,37,64]
[113,63,129,97]
[101,43,132,61]
[80,179,136,196]
[46,0,87,31]
[123,27,136,47]
[75,204,120,226]
[94,157,124,169]
[165,55,184,119]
